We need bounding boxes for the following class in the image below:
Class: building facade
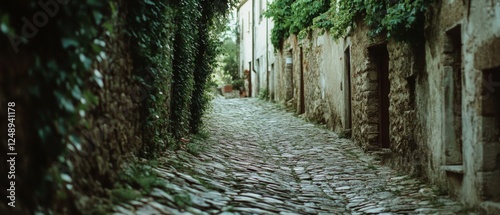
[237,0,276,98]
[241,0,500,213]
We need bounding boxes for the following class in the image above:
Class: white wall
[238,0,252,84]
[238,0,276,98]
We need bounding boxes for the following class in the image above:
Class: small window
[247,11,250,32]
[241,19,244,40]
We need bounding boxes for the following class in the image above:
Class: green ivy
[128,0,175,157]
[290,0,330,38]
[128,0,236,150]
[263,0,295,49]
[1,0,108,212]
[266,0,430,49]
[0,0,235,212]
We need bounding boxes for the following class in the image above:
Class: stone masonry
[270,1,500,212]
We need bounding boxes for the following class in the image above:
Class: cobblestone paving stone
[114,97,468,215]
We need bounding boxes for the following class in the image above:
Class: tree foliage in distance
[220,39,239,81]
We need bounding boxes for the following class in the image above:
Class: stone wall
[270,0,500,211]
[422,0,467,196]
[424,0,500,211]
[70,6,145,211]
[0,2,163,213]
[276,31,347,133]
[386,42,427,177]
[349,21,384,150]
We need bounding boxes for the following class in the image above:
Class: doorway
[248,62,252,97]
[344,47,352,129]
[444,25,463,165]
[370,45,390,148]
[270,63,275,100]
[481,67,500,202]
[299,47,305,114]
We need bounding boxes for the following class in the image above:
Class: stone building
[243,0,500,213]
[237,0,276,98]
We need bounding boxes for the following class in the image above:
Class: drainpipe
[251,0,255,75]
[250,0,256,97]
[266,9,269,98]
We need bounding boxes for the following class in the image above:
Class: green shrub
[232,78,245,91]
[259,88,269,100]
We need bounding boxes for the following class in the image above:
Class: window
[241,18,244,40]
[259,0,264,22]
[247,11,250,32]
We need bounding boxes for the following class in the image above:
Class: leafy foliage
[219,39,239,81]
[290,0,330,38]
[263,0,295,49]
[265,0,430,49]
[128,0,175,157]
[1,0,108,212]
[128,0,235,151]
[259,88,270,100]
[170,0,200,140]
[1,0,236,213]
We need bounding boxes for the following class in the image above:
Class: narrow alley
[115,97,466,215]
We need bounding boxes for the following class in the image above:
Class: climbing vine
[1,0,236,213]
[290,0,330,38]
[263,0,294,49]
[190,0,219,134]
[128,0,175,157]
[265,0,430,48]
[170,0,200,140]
[127,0,236,152]
[1,0,108,212]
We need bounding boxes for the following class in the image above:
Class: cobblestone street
[114,98,467,215]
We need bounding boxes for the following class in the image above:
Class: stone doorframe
[475,37,500,204]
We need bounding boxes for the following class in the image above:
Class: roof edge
[237,0,249,10]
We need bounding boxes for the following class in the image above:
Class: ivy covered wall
[0,0,233,214]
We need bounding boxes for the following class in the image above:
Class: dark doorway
[299,47,305,114]
[370,45,390,148]
[271,63,275,100]
[444,25,463,165]
[481,67,500,202]
[482,68,500,141]
[248,62,252,97]
[344,47,352,129]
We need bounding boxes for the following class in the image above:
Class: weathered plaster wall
[238,1,253,95]
[425,0,500,210]
[461,0,500,210]
[239,0,276,98]
[275,31,347,133]
[310,31,348,132]
[423,0,466,195]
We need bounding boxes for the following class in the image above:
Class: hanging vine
[265,0,430,49]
